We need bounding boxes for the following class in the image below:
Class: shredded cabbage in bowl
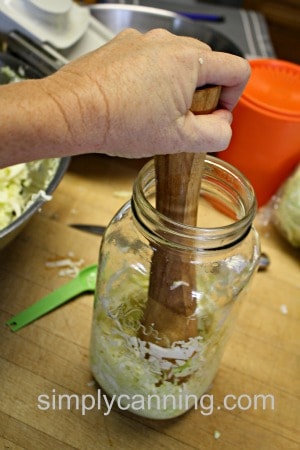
[0,163,30,230]
[0,160,59,231]
[0,65,25,84]
[0,65,32,230]
[0,62,62,236]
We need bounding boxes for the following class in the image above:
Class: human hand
[45,28,251,158]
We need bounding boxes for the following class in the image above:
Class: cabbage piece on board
[272,165,300,248]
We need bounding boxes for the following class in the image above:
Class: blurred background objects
[77,0,299,63]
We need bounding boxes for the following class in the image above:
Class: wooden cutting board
[0,155,299,450]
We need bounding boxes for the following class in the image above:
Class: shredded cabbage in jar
[90,258,251,419]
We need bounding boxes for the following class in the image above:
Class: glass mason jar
[90,156,260,419]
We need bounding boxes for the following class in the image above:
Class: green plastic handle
[6,264,98,332]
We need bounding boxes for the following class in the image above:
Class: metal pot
[89,4,243,56]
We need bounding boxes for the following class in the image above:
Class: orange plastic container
[219,59,300,206]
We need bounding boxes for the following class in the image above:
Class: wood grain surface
[0,155,299,450]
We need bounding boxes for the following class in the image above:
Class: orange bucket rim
[242,58,300,119]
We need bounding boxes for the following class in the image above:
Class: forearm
[0,29,250,168]
[0,72,107,168]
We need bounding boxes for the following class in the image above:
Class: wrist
[41,68,109,155]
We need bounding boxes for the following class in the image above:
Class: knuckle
[145,28,173,39]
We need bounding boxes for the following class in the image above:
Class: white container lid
[0,0,114,49]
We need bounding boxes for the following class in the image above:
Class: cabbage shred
[0,163,31,229]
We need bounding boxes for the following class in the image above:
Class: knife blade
[70,224,106,235]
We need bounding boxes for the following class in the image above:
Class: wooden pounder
[140,86,221,347]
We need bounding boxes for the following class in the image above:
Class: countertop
[0,154,299,450]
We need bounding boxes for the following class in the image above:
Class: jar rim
[132,156,257,251]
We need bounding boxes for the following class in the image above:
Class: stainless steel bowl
[89,4,243,56]
[0,158,70,249]
[0,53,70,249]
